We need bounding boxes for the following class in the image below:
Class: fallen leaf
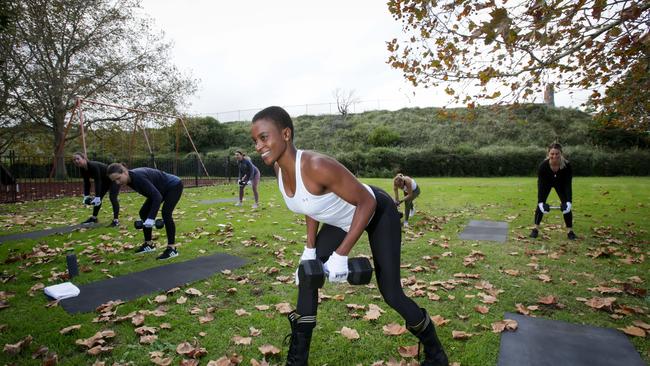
[383,323,407,336]
[397,345,418,357]
[339,326,360,340]
[619,326,646,337]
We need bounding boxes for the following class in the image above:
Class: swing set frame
[50,97,209,179]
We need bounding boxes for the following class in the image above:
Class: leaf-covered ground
[0,177,648,365]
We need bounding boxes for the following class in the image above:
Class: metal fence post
[194,153,199,187]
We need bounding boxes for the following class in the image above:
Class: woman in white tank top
[251,106,448,366]
[393,173,421,227]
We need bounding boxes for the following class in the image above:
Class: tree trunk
[52,107,68,180]
[544,84,555,107]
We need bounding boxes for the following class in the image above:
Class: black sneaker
[567,231,577,240]
[82,217,97,224]
[156,247,178,260]
[529,228,539,238]
[108,219,119,227]
[135,242,155,254]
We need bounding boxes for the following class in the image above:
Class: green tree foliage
[386,1,650,130]
[368,125,401,147]
[173,117,227,153]
[1,0,197,177]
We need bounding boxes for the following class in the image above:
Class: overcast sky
[140,0,590,122]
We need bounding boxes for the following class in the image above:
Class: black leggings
[93,180,120,219]
[535,184,572,227]
[139,181,184,245]
[296,186,424,327]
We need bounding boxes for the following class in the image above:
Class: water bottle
[66,252,79,278]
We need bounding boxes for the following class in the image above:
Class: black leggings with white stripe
[296,186,424,327]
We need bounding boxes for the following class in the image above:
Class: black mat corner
[0,222,99,244]
[60,253,247,314]
[498,312,646,366]
[459,220,508,243]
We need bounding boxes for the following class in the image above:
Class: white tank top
[278,150,375,232]
[403,178,417,193]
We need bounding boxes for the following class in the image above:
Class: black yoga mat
[0,222,99,244]
[459,220,508,243]
[498,312,646,366]
[60,253,247,313]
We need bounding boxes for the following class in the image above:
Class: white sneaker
[252,203,258,209]
[234,201,242,207]
[409,208,415,217]
[403,221,409,228]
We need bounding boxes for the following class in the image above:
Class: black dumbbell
[83,196,93,205]
[298,257,373,288]
[543,203,567,211]
[134,219,164,230]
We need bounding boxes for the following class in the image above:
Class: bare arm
[305,216,319,249]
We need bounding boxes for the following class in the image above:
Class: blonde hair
[393,173,405,186]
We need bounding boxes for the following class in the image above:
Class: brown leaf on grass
[632,320,650,330]
[588,286,623,294]
[584,297,616,310]
[538,295,558,305]
[177,296,188,304]
[250,359,271,366]
[383,323,407,335]
[623,283,647,297]
[258,344,281,356]
[235,308,250,317]
[255,304,270,311]
[160,323,172,329]
[491,319,518,333]
[199,314,215,324]
[503,269,520,276]
[185,288,203,297]
[275,302,292,314]
[42,352,58,366]
[28,283,44,295]
[537,274,552,283]
[134,326,157,335]
[339,327,360,340]
[364,308,382,321]
[32,345,49,359]
[132,313,145,326]
[150,356,173,366]
[452,330,473,339]
[515,303,530,315]
[87,345,113,356]
[176,342,195,355]
[431,315,450,327]
[3,335,32,355]
[232,336,252,345]
[60,324,81,334]
[619,326,646,337]
[140,335,158,344]
[397,345,419,357]
[179,360,199,366]
[474,305,489,314]
[207,356,237,366]
[250,327,262,337]
[154,295,167,303]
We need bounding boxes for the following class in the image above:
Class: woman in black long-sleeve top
[530,143,577,240]
[72,153,120,226]
[107,163,184,259]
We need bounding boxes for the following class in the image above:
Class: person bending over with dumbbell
[393,173,420,228]
[234,150,260,208]
[72,152,120,226]
[251,106,448,366]
[530,143,577,240]
[107,163,184,260]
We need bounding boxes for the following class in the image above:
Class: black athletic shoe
[81,217,97,224]
[135,242,155,254]
[567,231,577,240]
[529,228,539,238]
[108,219,119,227]
[156,247,178,260]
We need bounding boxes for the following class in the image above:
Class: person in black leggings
[251,106,448,366]
[107,163,184,260]
[530,143,577,240]
[72,152,120,226]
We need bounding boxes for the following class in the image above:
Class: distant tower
[544,83,555,107]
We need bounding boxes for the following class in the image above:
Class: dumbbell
[298,257,373,289]
[542,203,567,211]
[83,196,93,205]
[134,219,165,230]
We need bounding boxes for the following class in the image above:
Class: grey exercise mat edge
[59,252,247,313]
[497,312,646,366]
[0,222,99,244]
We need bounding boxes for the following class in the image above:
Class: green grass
[0,177,648,365]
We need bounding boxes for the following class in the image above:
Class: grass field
[0,177,648,365]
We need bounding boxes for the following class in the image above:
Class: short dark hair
[252,106,294,140]
[72,152,87,159]
[107,163,127,175]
